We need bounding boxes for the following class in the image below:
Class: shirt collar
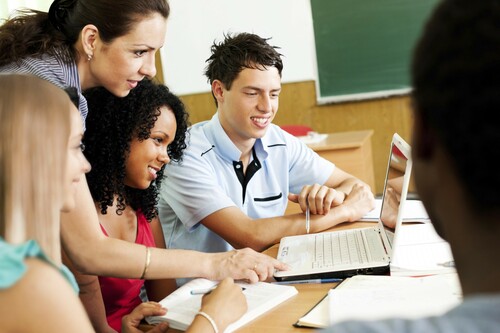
[204,112,269,162]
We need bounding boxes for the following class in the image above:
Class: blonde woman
[0,74,247,333]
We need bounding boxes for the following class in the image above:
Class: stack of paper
[147,278,298,332]
[329,274,462,324]
[295,274,461,328]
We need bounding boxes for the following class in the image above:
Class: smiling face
[215,66,281,152]
[86,13,167,96]
[124,106,176,189]
[62,104,91,212]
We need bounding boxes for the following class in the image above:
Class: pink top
[99,211,156,332]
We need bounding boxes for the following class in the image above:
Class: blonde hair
[0,74,71,264]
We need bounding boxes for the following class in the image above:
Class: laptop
[274,133,413,281]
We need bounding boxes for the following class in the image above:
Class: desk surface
[306,130,373,152]
[236,221,375,333]
[141,222,375,333]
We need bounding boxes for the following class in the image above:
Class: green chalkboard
[311,0,439,103]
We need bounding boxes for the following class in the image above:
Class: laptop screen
[379,134,412,254]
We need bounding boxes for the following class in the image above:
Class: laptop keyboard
[312,229,384,268]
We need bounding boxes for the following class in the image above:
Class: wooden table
[286,130,375,215]
[141,222,375,333]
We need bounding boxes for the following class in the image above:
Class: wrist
[196,311,219,333]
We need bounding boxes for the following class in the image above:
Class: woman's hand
[121,302,168,333]
[187,277,247,333]
[207,248,288,283]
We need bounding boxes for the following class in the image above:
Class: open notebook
[274,133,412,281]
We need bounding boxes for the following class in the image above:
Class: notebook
[274,133,412,281]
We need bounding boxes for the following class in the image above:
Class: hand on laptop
[206,248,289,284]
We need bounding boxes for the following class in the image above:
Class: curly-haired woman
[77,79,247,332]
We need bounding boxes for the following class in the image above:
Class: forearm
[218,209,352,251]
[62,249,115,333]
[59,176,221,279]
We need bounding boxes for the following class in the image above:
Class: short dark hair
[204,32,283,103]
[83,79,189,221]
[0,0,170,65]
[412,0,500,210]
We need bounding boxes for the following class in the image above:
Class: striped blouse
[0,52,88,128]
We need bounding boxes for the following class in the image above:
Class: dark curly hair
[412,0,500,212]
[204,32,283,106]
[83,79,189,221]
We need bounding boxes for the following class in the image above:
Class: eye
[79,143,86,152]
[152,137,163,144]
[134,50,148,57]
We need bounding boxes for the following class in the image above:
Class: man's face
[217,66,281,150]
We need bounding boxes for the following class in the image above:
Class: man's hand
[288,184,346,215]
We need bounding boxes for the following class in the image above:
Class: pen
[190,286,246,295]
[272,278,342,285]
[190,286,217,295]
[306,202,310,234]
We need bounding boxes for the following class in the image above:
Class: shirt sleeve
[283,131,336,194]
[160,148,237,230]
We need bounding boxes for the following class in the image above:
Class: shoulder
[0,258,87,331]
[0,53,72,88]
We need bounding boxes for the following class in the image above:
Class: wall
[162,0,316,96]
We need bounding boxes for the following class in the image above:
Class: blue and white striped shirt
[0,52,88,128]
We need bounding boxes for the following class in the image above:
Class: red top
[99,211,156,332]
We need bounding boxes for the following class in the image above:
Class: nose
[82,155,91,173]
[258,94,272,113]
[140,53,157,79]
[158,149,170,165]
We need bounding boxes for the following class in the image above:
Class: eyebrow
[132,44,162,50]
[244,86,282,92]
[151,130,170,137]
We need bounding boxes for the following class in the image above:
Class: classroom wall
[158,0,414,194]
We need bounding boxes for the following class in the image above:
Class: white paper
[391,223,456,276]
[329,275,462,325]
[147,278,298,332]
[360,199,429,222]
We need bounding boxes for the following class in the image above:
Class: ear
[412,109,435,160]
[212,80,225,104]
[80,24,98,57]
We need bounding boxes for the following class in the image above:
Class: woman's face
[124,106,177,189]
[88,13,167,97]
[61,105,91,212]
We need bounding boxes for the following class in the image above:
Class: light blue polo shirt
[158,113,334,256]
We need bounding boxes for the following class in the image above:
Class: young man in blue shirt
[158,33,375,272]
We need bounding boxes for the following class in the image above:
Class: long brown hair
[0,0,170,66]
[0,74,71,263]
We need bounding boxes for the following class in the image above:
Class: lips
[148,166,160,180]
[127,80,139,89]
[251,116,270,128]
